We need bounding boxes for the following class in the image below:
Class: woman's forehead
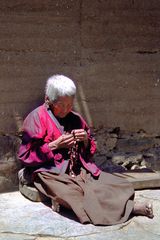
[57,95,74,103]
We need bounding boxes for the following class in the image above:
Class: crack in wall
[136,50,159,54]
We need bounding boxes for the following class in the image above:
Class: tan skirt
[34,169,134,225]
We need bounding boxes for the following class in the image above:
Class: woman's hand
[48,133,74,150]
[71,129,88,147]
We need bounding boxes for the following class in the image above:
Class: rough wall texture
[0,0,160,191]
[0,0,160,134]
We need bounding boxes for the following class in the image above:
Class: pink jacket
[18,104,101,177]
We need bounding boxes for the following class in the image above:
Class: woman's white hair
[45,74,76,102]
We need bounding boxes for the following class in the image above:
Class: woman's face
[51,96,74,118]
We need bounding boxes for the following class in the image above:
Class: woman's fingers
[71,129,88,142]
[60,134,74,148]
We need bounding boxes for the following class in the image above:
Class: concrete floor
[0,189,160,240]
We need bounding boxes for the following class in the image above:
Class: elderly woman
[18,74,153,225]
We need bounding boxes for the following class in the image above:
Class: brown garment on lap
[34,169,134,226]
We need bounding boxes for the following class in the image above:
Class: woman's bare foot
[133,202,154,219]
[51,199,60,213]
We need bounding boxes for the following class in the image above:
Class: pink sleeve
[78,115,101,176]
[18,109,55,167]
[80,116,97,157]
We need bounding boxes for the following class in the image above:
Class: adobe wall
[0,0,160,191]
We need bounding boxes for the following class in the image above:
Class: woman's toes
[146,203,154,218]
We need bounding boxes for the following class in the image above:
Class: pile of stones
[92,127,160,173]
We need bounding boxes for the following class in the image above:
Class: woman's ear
[45,96,50,105]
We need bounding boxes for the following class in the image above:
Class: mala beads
[69,131,79,177]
